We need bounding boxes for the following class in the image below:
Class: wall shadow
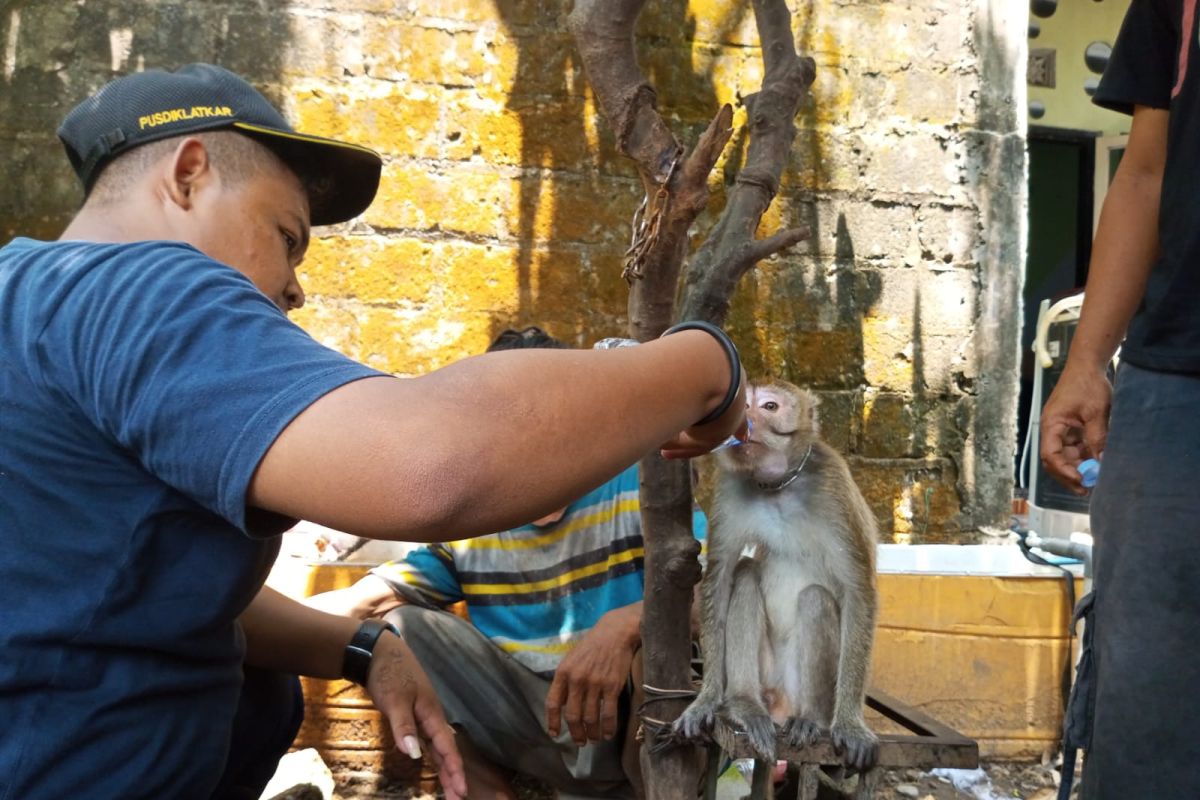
[488,0,740,345]
[0,0,290,244]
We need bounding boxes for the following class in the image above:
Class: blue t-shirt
[0,238,381,799]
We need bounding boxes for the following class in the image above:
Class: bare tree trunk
[569,2,814,799]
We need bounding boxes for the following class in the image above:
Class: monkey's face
[719,380,819,484]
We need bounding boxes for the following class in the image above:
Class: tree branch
[570,5,813,800]
[680,0,816,324]
[743,225,812,267]
[567,0,679,184]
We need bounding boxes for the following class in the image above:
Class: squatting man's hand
[545,602,641,745]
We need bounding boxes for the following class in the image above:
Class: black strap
[342,618,400,686]
[1015,531,1081,799]
[661,321,741,426]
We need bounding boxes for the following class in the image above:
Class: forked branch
[569,4,815,800]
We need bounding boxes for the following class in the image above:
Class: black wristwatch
[342,618,401,686]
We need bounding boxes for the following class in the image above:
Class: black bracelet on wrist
[342,618,401,686]
[661,320,742,426]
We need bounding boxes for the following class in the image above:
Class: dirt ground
[317,760,1081,800]
[871,762,1078,800]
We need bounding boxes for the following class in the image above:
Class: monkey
[675,378,879,771]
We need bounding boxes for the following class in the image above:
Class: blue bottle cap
[1077,458,1100,489]
[711,418,752,452]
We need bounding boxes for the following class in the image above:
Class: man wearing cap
[0,63,746,799]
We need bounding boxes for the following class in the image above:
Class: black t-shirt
[1095,0,1200,373]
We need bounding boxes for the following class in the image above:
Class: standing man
[1040,2,1200,796]
[0,64,744,799]
[307,326,709,800]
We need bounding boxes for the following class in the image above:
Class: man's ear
[163,137,214,210]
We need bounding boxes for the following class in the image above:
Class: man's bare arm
[1068,106,1167,371]
[250,331,743,541]
[1040,105,1168,489]
[304,574,405,620]
[241,586,466,799]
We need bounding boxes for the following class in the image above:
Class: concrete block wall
[0,0,1027,541]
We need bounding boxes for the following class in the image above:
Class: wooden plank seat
[704,689,979,800]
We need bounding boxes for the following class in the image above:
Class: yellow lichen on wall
[271,0,1008,540]
[0,0,1021,542]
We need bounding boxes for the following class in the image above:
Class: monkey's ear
[803,389,821,432]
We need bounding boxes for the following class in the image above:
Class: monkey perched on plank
[675,379,879,770]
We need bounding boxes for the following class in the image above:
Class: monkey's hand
[717,696,776,761]
[781,716,823,750]
[673,690,721,741]
[830,717,878,771]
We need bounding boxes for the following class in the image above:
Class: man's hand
[304,573,404,620]
[661,375,748,460]
[1040,361,1112,495]
[366,633,467,800]
[546,602,642,745]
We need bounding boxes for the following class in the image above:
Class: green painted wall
[1029,0,1131,134]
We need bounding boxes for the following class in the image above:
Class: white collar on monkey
[756,442,814,492]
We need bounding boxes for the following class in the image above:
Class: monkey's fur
[675,379,879,770]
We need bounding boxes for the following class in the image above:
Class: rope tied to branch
[637,682,699,754]
[622,148,683,284]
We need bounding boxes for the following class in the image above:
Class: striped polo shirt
[370,465,707,676]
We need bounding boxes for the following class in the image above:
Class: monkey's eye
[762,401,778,412]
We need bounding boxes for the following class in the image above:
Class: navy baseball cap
[57,63,382,226]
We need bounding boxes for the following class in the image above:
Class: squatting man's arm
[306,577,654,744]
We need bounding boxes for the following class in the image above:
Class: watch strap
[342,618,400,686]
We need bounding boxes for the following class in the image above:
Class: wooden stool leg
[702,745,722,800]
[749,758,771,800]
[852,768,880,800]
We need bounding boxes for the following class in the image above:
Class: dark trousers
[210,665,305,800]
[1081,363,1200,798]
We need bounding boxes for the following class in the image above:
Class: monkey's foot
[830,719,879,771]
[674,695,719,742]
[781,716,823,749]
[717,697,777,761]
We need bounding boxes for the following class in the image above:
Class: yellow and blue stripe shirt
[370,465,707,676]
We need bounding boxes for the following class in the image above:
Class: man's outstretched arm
[250,330,743,541]
[303,573,405,620]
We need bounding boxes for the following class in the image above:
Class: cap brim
[233,122,382,226]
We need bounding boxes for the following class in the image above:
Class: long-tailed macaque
[675,379,879,770]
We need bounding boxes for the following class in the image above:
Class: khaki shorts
[385,606,634,799]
